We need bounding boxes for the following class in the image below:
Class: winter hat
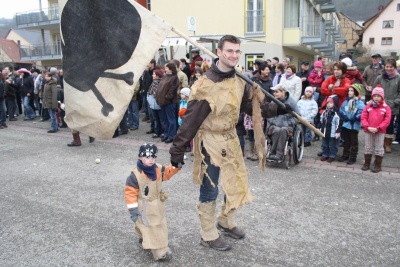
[350,84,363,97]
[138,143,158,158]
[326,97,335,105]
[270,84,287,91]
[180,87,191,97]
[153,69,164,78]
[372,86,384,99]
[305,86,314,94]
[313,61,323,68]
[341,57,352,67]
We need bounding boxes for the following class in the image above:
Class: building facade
[360,0,400,58]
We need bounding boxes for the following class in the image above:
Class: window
[246,0,264,34]
[369,38,374,45]
[383,20,394,28]
[397,3,400,11]
[245,54,264,71]
[147,0,151,10]
[284,0,300,28]
[381,37,393,45]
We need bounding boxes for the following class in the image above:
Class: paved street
[1,118,399,266]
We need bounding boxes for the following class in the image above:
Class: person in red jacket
[360,86,391,173]
[341,57,363,85]
[320,61,351,113]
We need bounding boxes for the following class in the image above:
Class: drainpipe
[39,0,43,21]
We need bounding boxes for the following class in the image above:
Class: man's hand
[335,133,341,139]
[129,208,140,223]
[284,103,293,113]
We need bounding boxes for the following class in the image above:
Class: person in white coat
[279,64,302,101]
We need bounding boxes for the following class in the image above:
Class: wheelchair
[265,124,304,169]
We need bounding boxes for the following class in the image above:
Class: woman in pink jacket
[360,86,391,173]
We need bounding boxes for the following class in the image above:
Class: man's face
[260,67,270,77]
[272,59,278,65]
[217,41,241,70]
[147,62,154,70]
[372,57,380,65]
[3,67,10,75]
[282,59,288,66]
[273,89,285,99]
[302,64,309,71]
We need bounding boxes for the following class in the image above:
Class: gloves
[284,103,293,113]
[335,133,341,139]
[129,208,140,223]
[342,115,349,122]
[349,116,357,123]
[171,160,184,168]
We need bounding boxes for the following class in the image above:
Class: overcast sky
[0,0,49,19]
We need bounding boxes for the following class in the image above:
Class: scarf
[285,74,293,80]
[272,72,281,86]
[323,107,335,123]
[137,159,157,180]
[346,96,356,112]
[382,71,396,80]
[371,100,380,108]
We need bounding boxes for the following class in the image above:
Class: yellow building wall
[6,31,31,46]
[0,48,13,62]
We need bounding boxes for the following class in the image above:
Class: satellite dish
[378,5,384,11]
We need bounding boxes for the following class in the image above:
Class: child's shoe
[346,158,356,165]
[338,155,349,162]
[326,158,335,163]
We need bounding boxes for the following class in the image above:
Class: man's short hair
[217,35,241,50]
[171,59,180,68]
[180,58,187,63]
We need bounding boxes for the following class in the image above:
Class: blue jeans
[321,136,339,158]
[0,98,6,125]
[160,103,177,140]
[151,109,163,135]
[247,129,255,142]
[301,124,312,143]
[22,96,36,119]
[199,158,221,202]
[48,108,58,131]
[127,100,139,128]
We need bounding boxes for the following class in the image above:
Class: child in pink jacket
[308,61,326,102]
[360,86,391,173]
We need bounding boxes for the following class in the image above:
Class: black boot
[200,235,231,251]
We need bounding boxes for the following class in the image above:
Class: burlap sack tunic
[132,164,168,249]
[190,76,254,213]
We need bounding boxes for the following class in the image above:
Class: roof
[6,29,51,45]
[339,12,364,29]
[0,39,20,62]
[362,0,393,29]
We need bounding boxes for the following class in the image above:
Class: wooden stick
[171,27,324,138]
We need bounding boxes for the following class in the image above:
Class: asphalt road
[1,119,399,266]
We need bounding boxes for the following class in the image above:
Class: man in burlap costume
[125,143,180,260]
[170,35,274,251]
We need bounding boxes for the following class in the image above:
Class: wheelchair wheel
[292,126,304,164]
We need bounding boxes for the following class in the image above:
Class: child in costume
[360,87,391,172]
[338,84,365,164]
[124,143,180,261]
[178,87,191,158]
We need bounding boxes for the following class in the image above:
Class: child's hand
[129,208,140,223]
[368,127,378,133]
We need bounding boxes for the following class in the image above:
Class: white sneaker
[184,154,187,160]
[392,140,399,145]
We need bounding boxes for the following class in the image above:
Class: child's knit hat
[138,143,158,158]
[350,84,363,97]
[304,86,314,94]
[372,86,384,99]
[180,87,191,97]
[313,61,323,68]
[341,57,352,67]
[326,97,335,105]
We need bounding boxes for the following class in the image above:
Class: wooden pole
[171,27,324,138]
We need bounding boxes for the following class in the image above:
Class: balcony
[15,7,60,31]
[20,43,62,61]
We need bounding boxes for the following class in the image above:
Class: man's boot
[217,202,245,239]
[361,154,372,170]
[197,201,231,251]
[384,137,392,153]
[246,142,255,160]
[371,155,383,173]
[151,247,172,261]
[67,132,81,147]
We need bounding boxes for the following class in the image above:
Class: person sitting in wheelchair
[266,84,299,162]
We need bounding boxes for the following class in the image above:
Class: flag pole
[171,27,324,138]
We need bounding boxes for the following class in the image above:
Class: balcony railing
[15,7,59,26]
[20,43,62,60]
